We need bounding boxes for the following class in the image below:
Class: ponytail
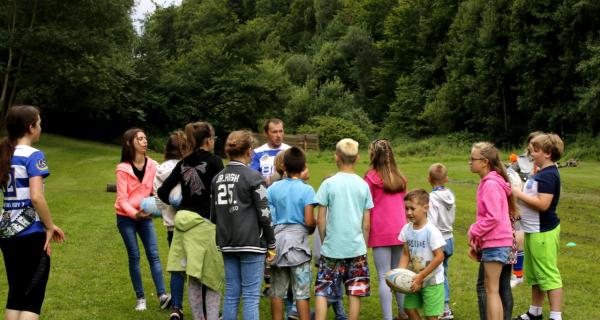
[0,138,15,188]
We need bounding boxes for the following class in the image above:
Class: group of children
[260,132,564,320]
[261,136,458,320]
[0,105,566,320]
[111,115,565,320]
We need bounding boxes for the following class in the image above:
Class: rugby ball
[140,196,162,217]
[385,268,416,293]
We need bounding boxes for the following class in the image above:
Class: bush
[563,133,600,161]
[298,116,369,150]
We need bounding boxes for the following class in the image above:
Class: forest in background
[2,0,600,149]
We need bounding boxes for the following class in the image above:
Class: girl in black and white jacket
[211,130,275,320]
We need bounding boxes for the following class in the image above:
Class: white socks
[529,305,543,316]
[549,311,562,320]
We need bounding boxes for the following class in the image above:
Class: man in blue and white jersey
[250,118,290,184]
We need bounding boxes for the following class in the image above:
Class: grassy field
[1,134,599,319]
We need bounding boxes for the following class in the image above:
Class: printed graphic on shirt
[214,173,241,214]
[250,143,290,177]
[182,162,207,196]
[399,222,445,286]
[1,145,48,236]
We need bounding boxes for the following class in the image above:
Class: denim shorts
[480,246,511,264]
[270,261,312,300]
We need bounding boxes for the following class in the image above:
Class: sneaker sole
[160,296,172,309]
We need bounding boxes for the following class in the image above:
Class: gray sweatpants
[373,246,408,320]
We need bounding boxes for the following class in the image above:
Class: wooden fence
[252,133,319,152]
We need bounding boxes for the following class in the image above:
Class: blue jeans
[442,237,454,305]
[222,252,265,320]
[167,230,185,310]
[117,215,166,299]
[328,297,348,320]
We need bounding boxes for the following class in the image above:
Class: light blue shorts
[480,246,511,264]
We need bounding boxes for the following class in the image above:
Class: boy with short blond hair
[512,133,564,320]
[427,163,456,320]
[399,189,446,320]
[313,138,374,320]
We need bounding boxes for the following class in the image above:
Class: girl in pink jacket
[468,142,518,320]
[364,139,408,320]
[115,128,170,311]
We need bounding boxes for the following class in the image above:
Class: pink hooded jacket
[364,169,407,247]
[114,158,158,219]
[468,171,513,250]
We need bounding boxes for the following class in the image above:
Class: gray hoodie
[428,188,456,240]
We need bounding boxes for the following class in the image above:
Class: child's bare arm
[317,206,327,242]
[304,204,316,234]
[412,247,444,292]
[513,188,554,211]
[362,209,371,245]
[398,244,410,269]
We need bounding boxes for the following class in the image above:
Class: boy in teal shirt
[267,147,317,320]
[313,138,373,320]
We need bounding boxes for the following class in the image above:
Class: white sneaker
[510,275,523,288]
[440,309,454,319]
[135,298,147,311]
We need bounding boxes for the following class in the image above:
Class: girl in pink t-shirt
[364,139,408,320]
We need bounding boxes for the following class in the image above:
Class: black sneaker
[159,294,172,310]
[169,308,183,320]
[513,312,542,320]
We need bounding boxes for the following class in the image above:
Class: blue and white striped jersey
[249,143,290,178]
[2,145,49,236]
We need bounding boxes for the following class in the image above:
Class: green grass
[1,134,599,319]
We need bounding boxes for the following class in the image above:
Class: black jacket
[157,149,224,219]
[211,161,275,253]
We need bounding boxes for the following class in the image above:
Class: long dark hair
[120,128,144,163]
[1,105,40,188]
[164,130,186,161]
[369,139,407,193]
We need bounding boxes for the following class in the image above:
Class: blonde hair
[225,130,255,159]
[336,138,359,165]
[273,151,285,176]
[530,133,564,162]
[369,139,407,193]
[428,163,447,184]
[472,142,518,219]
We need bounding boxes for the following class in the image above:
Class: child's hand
[135,210,151,220]
[266,249,276,264]
[411,273,424,292]
[468,247,481,262]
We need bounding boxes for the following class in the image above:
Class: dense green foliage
[2,0,600,146]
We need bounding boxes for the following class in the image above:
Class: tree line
[2,0,600,146]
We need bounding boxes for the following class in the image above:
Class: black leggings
[0,232,50,314]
